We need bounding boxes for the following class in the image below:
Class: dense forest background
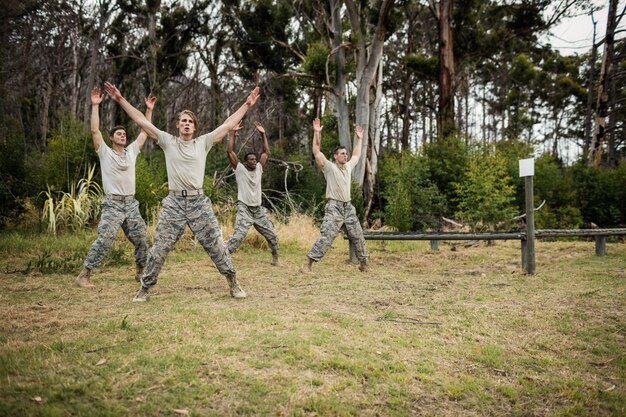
[0,0,624,233]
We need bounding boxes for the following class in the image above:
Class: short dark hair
[333,145,347,155]
[109,125,126,137]
[244,152,257,161]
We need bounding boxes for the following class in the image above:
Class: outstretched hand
[245,86,260,106]
[254,121,265,134]
[145,94,157,110]
[104,82,122,102]
[90,87,103,105]
[232,121,244,132]
[312,118,323,132]
[355,125,363,139]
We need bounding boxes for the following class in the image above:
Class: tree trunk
[607,39,618,167]
[147,0,160,92]
[437,0,455,139]
[582,15,597,158]
[40,71,53,150]
[70,33,79,115]
[589,0,617,167]
[329,0,350,149]
[83,1,110,127]
[400,7,418,151]
[347,0,396,188]
[364,59,383,219]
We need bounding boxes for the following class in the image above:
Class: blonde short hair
[177,110,199,130]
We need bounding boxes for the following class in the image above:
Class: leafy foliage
[424,135,469,212]
[571,162,626,226]
[134,153,168,218]
[41,111,97,191]
[379,152,447,231]
[454,149,517,231]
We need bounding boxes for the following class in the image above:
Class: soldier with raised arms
[301,118,369,274]
[225,121,279,265]
[104,81,259,302]
[75,87,155,288]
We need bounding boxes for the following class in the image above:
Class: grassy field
[0,223,625,416]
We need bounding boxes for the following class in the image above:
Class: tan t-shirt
[156,130,213,191]
[234,162,263,206]
[322,160,352,202]
[96,140,140,195]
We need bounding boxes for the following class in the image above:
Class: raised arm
[210,86,260,144]
[227,121,243,169]
[104,82,160,139]
[90,87,104,150]
[135,94,157,149]
[350,125,363,165]
[255,121,270,167]
[312,118,327,169]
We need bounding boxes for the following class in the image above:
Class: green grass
[0,231,625,416]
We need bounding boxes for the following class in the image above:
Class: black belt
[169,189,203,197]
[109,194,134,202]
[328,199,351,207]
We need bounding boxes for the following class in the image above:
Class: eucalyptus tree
[225,0,400,210]
[589,0,621,167]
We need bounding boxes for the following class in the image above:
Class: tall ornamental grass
[42,165,103,235]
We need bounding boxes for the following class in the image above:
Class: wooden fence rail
[348,228,626,273]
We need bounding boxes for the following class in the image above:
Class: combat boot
[226,274,247,299]
[271,252,280,266]
[359,260,369,272]
[133,287,150,302]
[74,267,95,288]
[299,257,314,274]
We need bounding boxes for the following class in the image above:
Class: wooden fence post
[520,158,536,274]
[524,176,536,274]
[521,239,527,272]
[595,236,607,256]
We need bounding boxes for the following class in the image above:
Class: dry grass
[0,222,625,416]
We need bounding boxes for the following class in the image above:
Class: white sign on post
[519,158,534,177]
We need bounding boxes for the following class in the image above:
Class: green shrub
[380,152,447,231]
[424,135,469,212]
[535,205,583,229]
[42,111,97,190]
[571,162,626,226]
[454,149,517,231]
[135,152,168,218]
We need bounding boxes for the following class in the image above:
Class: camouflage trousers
[307,199,368,262]
[141,194,235,288]
[84,195,148,270]
[226,202,279,254]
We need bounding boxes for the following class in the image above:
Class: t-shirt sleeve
[96,139,110,156]
[195,132,214,153]
[156,130,171,149]
[321,160,332,174]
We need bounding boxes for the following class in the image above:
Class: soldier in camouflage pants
[75,87,154,288]
[104,81,260,301]
[141,194,235,288]
[225,121,280,265]
[84,196,148,272]
[301,118,368,273]
[307,199,366,263]
[227,202,279,259]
